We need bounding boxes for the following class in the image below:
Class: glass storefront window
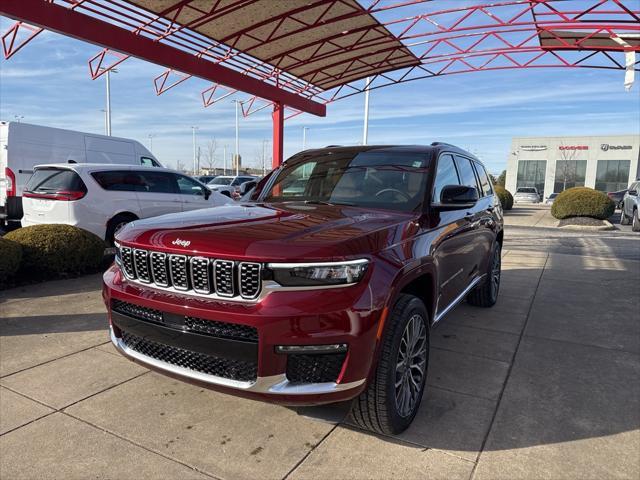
[595,160,631,192]
[517,160,546,197]
[554,160,587,193]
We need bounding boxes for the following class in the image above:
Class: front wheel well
[399,273,435,323]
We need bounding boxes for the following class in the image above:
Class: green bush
[551,187,615,220]
[5,224,106,277]
[0,237,22,283]
[494,186,513,211]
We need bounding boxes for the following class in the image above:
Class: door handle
[486,206,495,212]
[464,212,474,220]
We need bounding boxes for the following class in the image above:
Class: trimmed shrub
[5,224,106,277]
[494,186,513,211]
[551,187,615,220]
[0,237,22,283]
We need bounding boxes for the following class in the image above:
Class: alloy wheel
[490,246,501,300]
[394,314,427,418]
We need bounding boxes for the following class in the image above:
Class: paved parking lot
[1,212,639,479]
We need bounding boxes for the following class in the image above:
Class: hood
[116,202,416,262]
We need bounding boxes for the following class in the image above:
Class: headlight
[114,241,122,267]
[267,259,369,287]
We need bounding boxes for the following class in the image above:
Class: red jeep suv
[103,144,503,434]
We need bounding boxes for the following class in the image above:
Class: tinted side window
[26,168,87,193]
[92,171,145,191]
[141,157,160,167]
[137,171,177,193]
[454,156,480,191]
[432,154,460,202]
[176,175,205,196]
[473,161,493,197]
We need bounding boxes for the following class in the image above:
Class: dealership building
[505,135,640,199]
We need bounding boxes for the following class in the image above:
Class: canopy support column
[272,102,284,169]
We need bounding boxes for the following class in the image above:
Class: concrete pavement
[1,220,639,479]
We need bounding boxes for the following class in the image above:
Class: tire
[106,213,137,246]
[349,294,429,435]
[467,242,501,308]
[633,209,640,232]
[620,208,630,225]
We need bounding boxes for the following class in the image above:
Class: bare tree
[204,139,217,170]
[557,145,579,192]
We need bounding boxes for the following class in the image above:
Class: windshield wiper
[303,200,355,207]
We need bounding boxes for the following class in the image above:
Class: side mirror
[434,185,479,210]
[629,190,638,197]
[239,181,257,195]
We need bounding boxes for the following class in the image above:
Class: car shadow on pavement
[0,313,107,336]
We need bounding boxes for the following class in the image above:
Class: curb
[557,220,616,231]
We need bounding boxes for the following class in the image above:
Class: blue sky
[1,6,638,175]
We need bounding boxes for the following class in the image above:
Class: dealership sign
[601,144,632,151]
[559,145,589,150]
[520,145,547,151]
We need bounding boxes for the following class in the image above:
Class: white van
[0,121,162,226]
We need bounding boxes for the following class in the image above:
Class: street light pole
[105,69,112,136]
[233,100,242,177]
[191,126,199,175]
[148,134,155,153]
[262,139,267,177]
[223,145,227,175]
[302,127,309,150]
[362,76,370,145]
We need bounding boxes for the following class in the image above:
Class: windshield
[209,177,233,185]
[517,188,537,194]
[260,151,430,212]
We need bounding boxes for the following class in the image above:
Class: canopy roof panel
[128,0,420,90]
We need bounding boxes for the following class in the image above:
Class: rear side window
[26,168,86,193]
[92,171,145,191]
[141,157,160,167]
[473,161,493,197]
[137,171,177,193]
[176,175,205,196]
[454,156,480,191]
[432,155,460,202]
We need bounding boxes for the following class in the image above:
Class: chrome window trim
[169,254,189,291]
[213,259,235,298]
[110,327,364,395]
[189,256,212,294]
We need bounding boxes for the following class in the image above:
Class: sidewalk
[1,245,638,479]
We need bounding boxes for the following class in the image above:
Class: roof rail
[430,142,456,148]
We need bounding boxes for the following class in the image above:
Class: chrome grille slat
[120,246,136,279]
[239,263,261,299]
[169,255,189,291]
[116,246,261,300]
[133,249,151,283]
[214,260,235,297]
[190,257,211,294]
[150,252,169,287]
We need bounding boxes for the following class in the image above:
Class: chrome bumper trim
[110,327,364,395]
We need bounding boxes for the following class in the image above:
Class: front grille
[111,300,258,343]
[286,353,346,383]
[117,245,262,300]
[121,331,257,382]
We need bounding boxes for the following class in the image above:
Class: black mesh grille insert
[185,317,258,343]
[121,331,257,382]
[133,249,151,282]
[190,257,211,293]
[120,246,136,278]
[112,299,163,324]
[169,255,189,290]
[214,260,234,297]
[286,353,346,383]
[150,252,169,287]
[239,263,261,298]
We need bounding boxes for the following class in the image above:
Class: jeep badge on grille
[172,238,191,247]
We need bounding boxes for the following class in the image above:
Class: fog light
[275,344,347,354]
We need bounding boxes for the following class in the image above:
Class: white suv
[620,181,640,232]
[514,187,541,203]
[21,164,233,243]
[206,175,258,197]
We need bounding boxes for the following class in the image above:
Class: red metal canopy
[2,0,639,167]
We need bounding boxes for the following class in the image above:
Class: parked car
[0,121,162,228]
[607,188,628,209]
[545,193,559,205]
[514,187,541,203]
[104,144,503,435]
[22,164,232,244]
[195,175,217,184]
[620,180,640,231]
[207,175,258,197]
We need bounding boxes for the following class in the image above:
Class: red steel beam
[272,103,284,168]
[0,0,325,117]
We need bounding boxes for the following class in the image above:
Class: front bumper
[103,265,381,405]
